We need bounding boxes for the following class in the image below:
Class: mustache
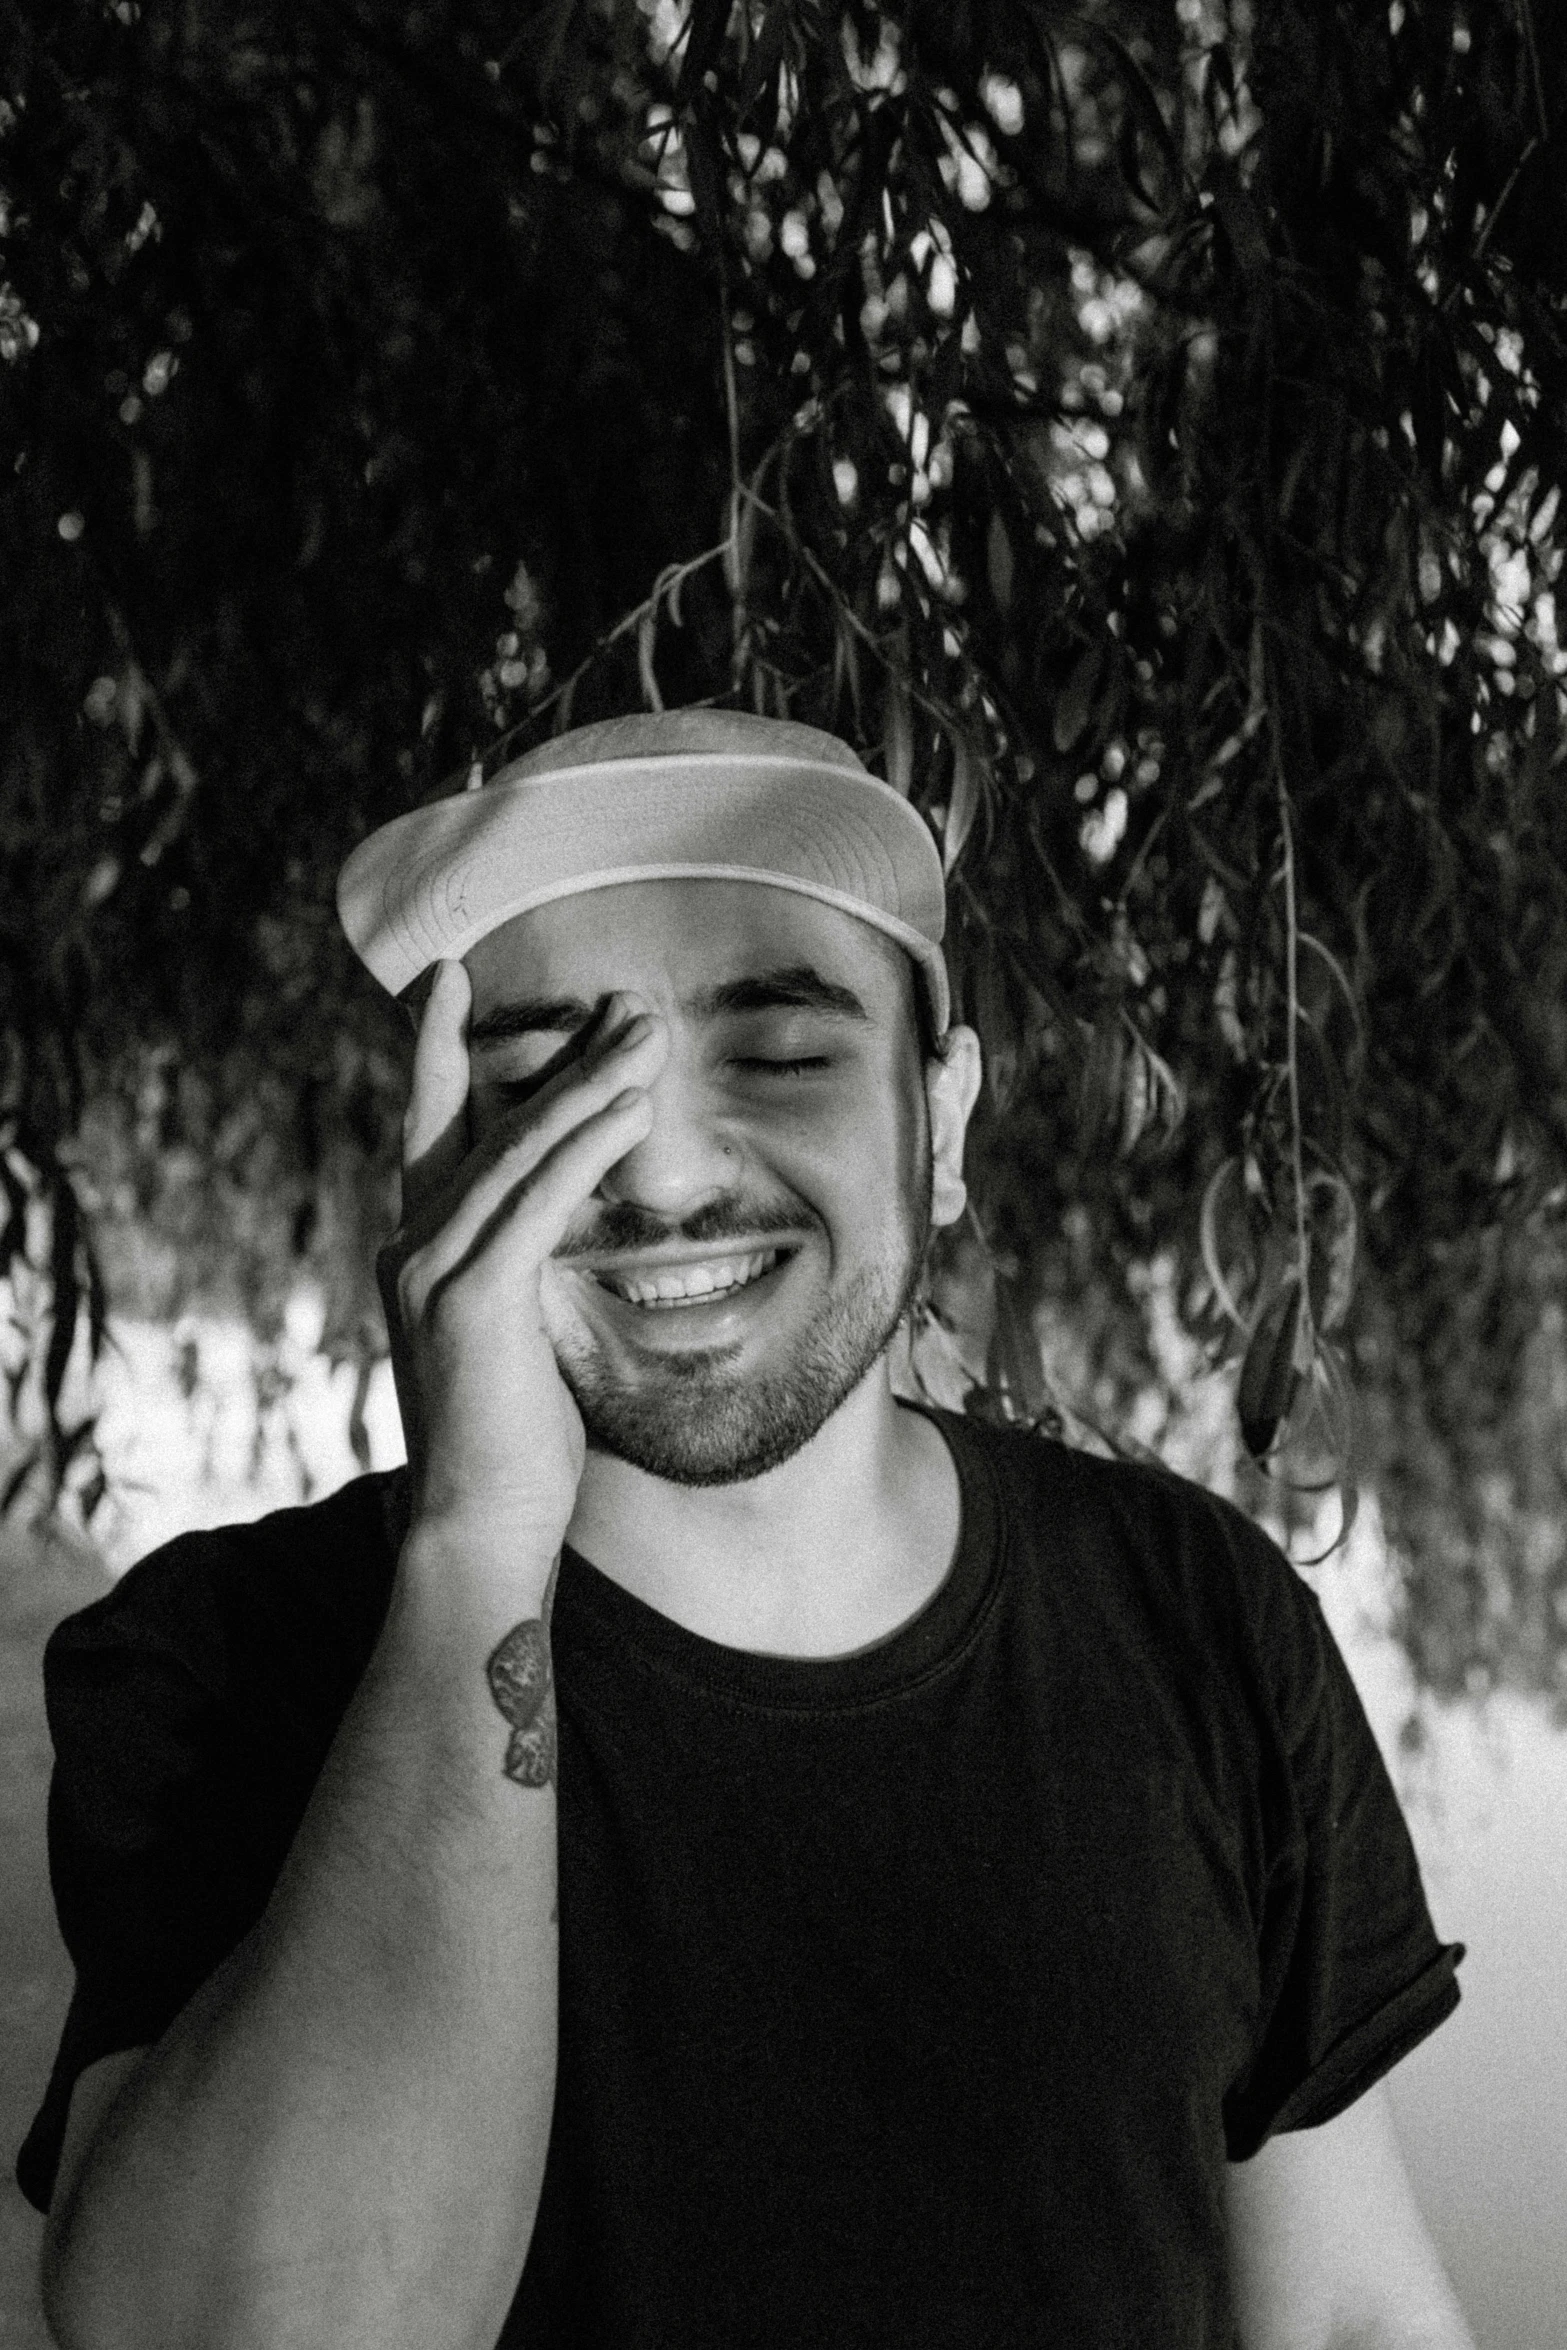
[555,1195,815,1259]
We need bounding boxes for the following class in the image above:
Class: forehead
[462,877,911,1019]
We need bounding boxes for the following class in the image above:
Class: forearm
[45,1535,560,2350]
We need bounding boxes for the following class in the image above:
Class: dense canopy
[2,0,1566,1711]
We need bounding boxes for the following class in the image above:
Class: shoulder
[944,1410,1322,1684]
[45,1468,407,1722]
[41,1469,407,1869]
[949,1406,1282,1572]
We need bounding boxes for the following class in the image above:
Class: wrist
[394,1520,561,1639]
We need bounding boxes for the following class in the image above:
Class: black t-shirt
[18,1409,1462,2346]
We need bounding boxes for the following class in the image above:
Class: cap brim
[337,752,950,1031]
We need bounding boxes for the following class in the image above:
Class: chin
[560,1264,913,1487]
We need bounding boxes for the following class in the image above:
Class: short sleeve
[15,1477,399,2213]
[15,1537,250,2210]
[1219,1517,1463,2159]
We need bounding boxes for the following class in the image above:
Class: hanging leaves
[986,511,1014,616]
[1052,641,1104,757]
[636,608,664,712]
[735,0,792,136]
[675,0,738,106]
[944,735,982,875]
[1078,1009,1127,1156]
[1304,1172,1358,1337]
[882,665,914,797]
[42,1172,81,1425]
[722,488,758,608]
[985,1271,1060,1433]
[1079,1013,1184,1160]
[1,0,1565,1693]
[1237,1277,1304,1465]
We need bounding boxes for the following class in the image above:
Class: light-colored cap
[336,708,950,1030]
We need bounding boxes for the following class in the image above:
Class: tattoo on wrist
[486,1554,559,1790]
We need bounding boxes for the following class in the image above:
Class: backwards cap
[336,708,951,1031]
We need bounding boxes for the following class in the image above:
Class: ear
[924,1025,983,1230]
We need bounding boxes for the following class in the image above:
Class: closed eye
[734,1057,831,1075]
[493,1067,565,1102]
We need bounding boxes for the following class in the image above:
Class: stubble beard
[550,1148,934,1488]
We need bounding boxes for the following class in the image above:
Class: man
[20,709,1473,2349]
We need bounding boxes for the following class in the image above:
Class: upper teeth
[599,1249,782,1307]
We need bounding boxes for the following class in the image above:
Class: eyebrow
[467,964,871,1048]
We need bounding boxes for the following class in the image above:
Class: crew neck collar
[550,1403,1004,1714]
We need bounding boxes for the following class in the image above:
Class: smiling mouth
[591,1247,789,1309]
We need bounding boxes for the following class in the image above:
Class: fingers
[402,961,472,1222]
[415,1007,663,1277]
[502,988,655,1119]
[476,1086,654,1281]
[403,1087,653,1324]
[485,996,662,1179]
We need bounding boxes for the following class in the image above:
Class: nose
[595,1052,736,1219]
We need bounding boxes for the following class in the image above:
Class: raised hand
[378,959,664,1568]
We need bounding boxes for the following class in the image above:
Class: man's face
[461,878,975,1485]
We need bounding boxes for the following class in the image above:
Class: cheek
[745,1082,912,1226]
[892,1058,928,1189]
[845,1049,928,1222]
[537,1261,600,1355]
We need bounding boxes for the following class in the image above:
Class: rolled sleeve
[1217,1525,1463,2159]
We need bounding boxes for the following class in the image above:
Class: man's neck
[562,1374,961,1660]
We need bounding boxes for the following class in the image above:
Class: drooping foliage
[2,0,1565,1707]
